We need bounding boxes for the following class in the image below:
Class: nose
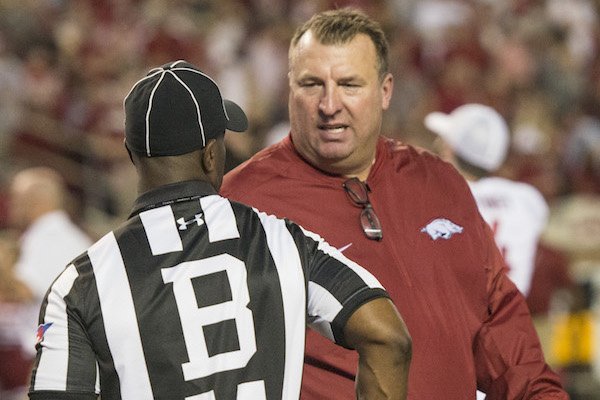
[318,85,342,116]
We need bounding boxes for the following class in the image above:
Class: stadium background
[0,0,599,398]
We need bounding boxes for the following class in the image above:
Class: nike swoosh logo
[337,243,353,253]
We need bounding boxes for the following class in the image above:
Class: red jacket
[221,135,568,399]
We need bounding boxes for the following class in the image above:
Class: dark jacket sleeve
[473,220,569,399]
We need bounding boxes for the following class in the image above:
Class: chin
[316,141,354,159]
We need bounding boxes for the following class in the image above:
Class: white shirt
[14,210,92,354]
[472,177,548,400]
[16,210,93,304]
[469,177,549,296]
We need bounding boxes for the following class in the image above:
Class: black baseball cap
[124,60,248,157]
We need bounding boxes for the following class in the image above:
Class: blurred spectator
[527,242,575,317]
[526,241,576,384]
[548,280,600,398]
[0,29,24,166]
[8,167,93,307]
[3,166,95,398]
[543,195,600,271]
[425,104,549,296]
[0,231,33,400]
[563,113,600,195]
[21,43,64,118]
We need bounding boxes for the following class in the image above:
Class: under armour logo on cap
[124,60,248,157]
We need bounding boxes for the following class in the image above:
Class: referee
[28,60,411,400]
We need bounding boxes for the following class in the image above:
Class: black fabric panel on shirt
[70,252,121,399]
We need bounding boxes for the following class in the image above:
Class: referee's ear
[201,135,226,190]
[201,139,217,173]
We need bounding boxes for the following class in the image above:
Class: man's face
[288,31,393,177]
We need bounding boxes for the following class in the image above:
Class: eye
[340,81,360,88]
[298,79,321,88]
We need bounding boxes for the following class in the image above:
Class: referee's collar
[129,180,218,218]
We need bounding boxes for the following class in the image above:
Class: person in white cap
[425,104,550,400]
[425,103,549,298]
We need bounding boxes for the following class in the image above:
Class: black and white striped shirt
[29,180,388,400]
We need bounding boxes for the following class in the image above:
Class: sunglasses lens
[360,207,383,240]
[344,179,369,204]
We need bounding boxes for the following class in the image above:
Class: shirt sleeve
[473,219,569,399]
[29,264,99,399]
[288,221,390,349]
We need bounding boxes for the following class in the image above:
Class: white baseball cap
[424,103,510,172]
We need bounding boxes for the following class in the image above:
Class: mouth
[317,123,348,135]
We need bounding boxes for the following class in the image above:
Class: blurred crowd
[0,0,599,398]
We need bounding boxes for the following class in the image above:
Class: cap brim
[224,99,248,132]
[423,111,455,141]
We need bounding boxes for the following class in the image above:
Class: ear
[381,72,393,111]
[201,139,218,173]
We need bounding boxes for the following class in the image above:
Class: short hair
[289,8,390,79]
